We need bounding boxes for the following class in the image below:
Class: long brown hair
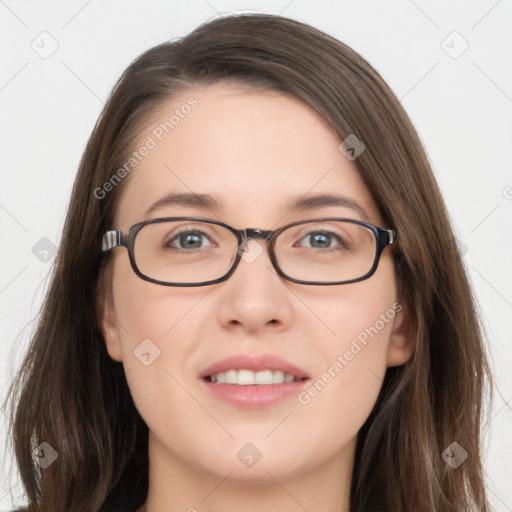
[2,13,493,512]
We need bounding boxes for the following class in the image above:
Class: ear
[96,276,123,362]
[386,301,415,367]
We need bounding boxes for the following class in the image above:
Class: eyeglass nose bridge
[237,227,274,253]
[241,227,273,241]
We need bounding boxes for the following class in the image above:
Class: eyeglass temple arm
[102,230,123,252]
[379,228,396,251]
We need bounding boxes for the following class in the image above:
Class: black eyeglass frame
[101,216,397,287]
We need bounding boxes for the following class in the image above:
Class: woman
[2,13,493,512]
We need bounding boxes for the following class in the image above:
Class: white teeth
[256,370,274,384]
[271,370,284,384]
[225,369,238,384]
[208,369,301,385]
[238,369,256,385]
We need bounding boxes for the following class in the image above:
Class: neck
[139,433,355,512]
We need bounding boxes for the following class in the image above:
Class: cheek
[109,257,208,383]
[111,252,200,338]
[292,254,398,427]
[298,250,398,362]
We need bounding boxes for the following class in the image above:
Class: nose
[215,237,293,332]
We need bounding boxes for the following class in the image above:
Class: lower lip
[200,379,310,408]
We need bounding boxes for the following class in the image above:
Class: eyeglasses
[101,217,396,286]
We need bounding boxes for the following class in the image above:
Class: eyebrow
[144,192,369,221]
[144,192,222,217]
[283,193,369,221]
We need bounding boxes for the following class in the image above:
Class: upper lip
[199,353,310,379]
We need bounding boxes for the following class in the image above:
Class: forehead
[114,81,382,229]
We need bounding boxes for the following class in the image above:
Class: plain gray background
[1,0,511,510]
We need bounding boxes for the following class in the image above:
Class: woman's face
[98,82,412,489]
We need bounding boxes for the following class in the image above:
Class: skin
[97,81,414,512]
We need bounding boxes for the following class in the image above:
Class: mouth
[199,353,310,408]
